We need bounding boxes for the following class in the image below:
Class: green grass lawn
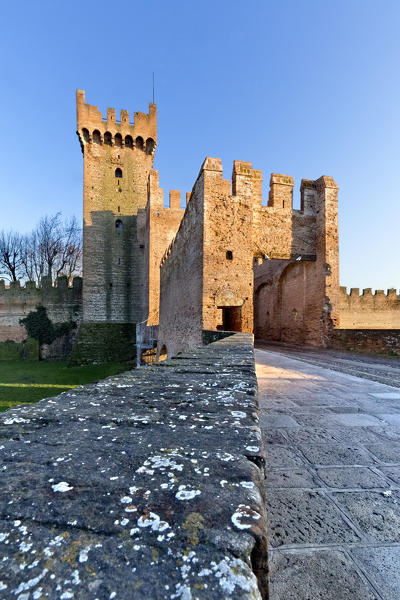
[0,360,131,412]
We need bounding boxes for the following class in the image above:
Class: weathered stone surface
[332,491,400,542]
[269,549,377,600]
[256,346,400,597]
[351,546,400,600]
[0,334,268,599]
[264,445,304,468]
[297,442,377,466]
[259,414,299,428]
[266,468,320,489]
[379,466,400,485]
[316,467,388,489]
[364,442,400,463]
[266,490,360,547]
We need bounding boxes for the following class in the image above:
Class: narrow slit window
[226,250,233,260]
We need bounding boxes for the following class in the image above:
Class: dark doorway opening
[221,306,242,332]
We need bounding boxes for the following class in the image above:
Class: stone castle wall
[2,90,398,361]
[158,157,341,356]
[157,165,205,358]
[0,276,82,342]
[76,90,157,325]
[138,170,185,326]
[337,287,400,329]
[331,329,400,355]
[254,176,341,347]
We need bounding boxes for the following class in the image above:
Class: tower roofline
[76,89,157,141]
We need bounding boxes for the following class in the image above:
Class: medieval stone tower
[73,90,157,362]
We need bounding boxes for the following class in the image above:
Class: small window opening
[115,133,122,148]
[226,250,233,260]
[115,219,123,231]
[115,168,122,178]
[136,136,144,151]
[118,205,120,212]
[104,131,112,145]
[118,258,121,265]
[93,130,101,144]
[146,138,155,154]
[82,128,90,142]
[125,135,133,148]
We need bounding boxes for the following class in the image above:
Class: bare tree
[0,230,24,282]
[21,230,44,284]
[53,215,82,282]
[20,213,82,286]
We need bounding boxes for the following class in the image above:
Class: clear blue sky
[0,0,398,291]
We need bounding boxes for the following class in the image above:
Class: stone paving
[255,347,400,600]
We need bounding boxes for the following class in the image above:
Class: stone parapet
[0,333,268,599]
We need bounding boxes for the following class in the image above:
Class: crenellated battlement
[160,157,335,268]
[76,89,157,155]
[0,276,82,295]
[338,286,400,329]
[146,171,185,211]
[339,286,400,306]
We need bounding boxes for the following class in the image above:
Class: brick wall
[331,329,400,355]
[157,159,340,357]
[0,276,82,342]
[139,171,184,326]
[254,177,340,347]
[157,164,205,358]
[76,90,156,325]
[202,159,254,334]
[337,287,400,329]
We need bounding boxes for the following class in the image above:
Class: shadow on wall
[254,260,318,345]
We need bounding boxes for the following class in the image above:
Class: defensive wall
[1,90,398,362]
[253,176,340,347]
[331,329,400,355]
[337,286,400,329]
[158,158,340,357]
[0,276,82,342]
[0,333,269,600]
[137,170,185,326]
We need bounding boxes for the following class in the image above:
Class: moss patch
[70,322,137,365]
